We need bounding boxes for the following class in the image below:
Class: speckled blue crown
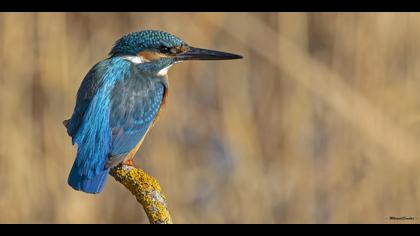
[109,30,185,56]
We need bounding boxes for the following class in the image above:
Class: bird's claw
[123,159,135,167]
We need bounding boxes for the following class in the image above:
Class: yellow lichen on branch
[109,165,172,224]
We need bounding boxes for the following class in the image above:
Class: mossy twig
[109,165,172,224]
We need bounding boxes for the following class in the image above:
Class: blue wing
[106,70,166,167]
[65,60,109,142]
[66,58,137,193]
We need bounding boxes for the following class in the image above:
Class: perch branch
[109,164,172,224]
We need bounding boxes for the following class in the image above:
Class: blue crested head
[109,30,185,57]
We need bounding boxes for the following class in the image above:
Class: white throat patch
[157,65,173,76]
[122,55,145,64]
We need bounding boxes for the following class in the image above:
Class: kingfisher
[64,30,242,194]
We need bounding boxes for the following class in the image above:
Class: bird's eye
[159,46,171,54]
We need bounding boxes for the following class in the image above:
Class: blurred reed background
[1,12,420,223]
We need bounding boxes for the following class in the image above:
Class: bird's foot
[123,159,135,167]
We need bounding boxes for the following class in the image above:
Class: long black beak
[176,46,243,61]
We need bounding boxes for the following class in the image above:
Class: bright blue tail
[68,162,109,194]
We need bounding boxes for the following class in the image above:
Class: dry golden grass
[1,12,420,223]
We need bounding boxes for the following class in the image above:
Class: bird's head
[109,30,242,75]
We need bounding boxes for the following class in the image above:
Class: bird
[63,30,242,194]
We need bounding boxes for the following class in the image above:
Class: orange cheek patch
[138,51,167,62]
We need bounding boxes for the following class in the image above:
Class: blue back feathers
[67,58,132,193]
